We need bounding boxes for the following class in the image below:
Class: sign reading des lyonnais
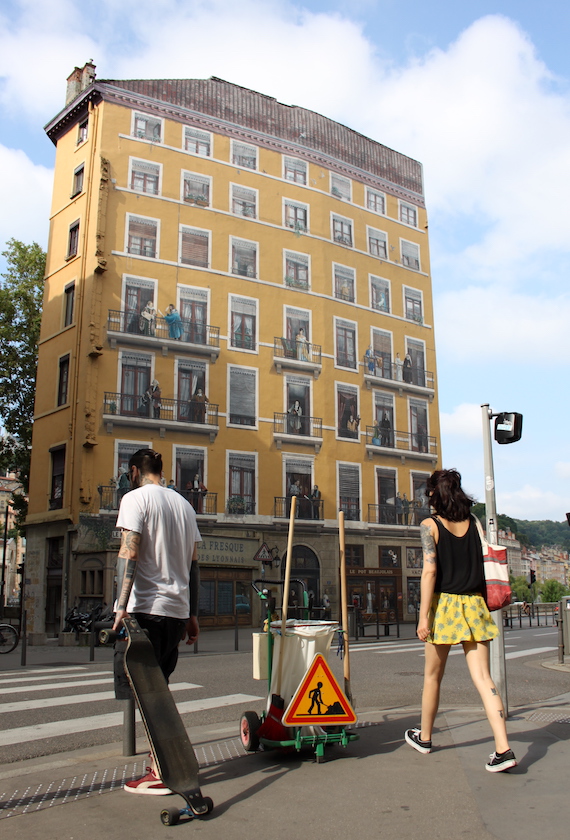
[198,537,259,567]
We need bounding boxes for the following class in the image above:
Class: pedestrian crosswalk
[0,665,262,752]
[350,639,558,660]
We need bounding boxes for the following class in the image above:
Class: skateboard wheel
[98,629,117,645]
[160,807,180,826]
[240,711,261,751]
[203,796,214,813]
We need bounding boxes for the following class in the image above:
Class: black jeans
[113,613,186,700]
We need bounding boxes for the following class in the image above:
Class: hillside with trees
[471,503,570,551]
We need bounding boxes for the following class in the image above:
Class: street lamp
[481,404,523,717]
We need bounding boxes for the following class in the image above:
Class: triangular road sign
[283,653,357,726]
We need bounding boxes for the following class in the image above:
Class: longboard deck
[122,617,209,815]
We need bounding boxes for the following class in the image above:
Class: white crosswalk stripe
[0,664,263,751]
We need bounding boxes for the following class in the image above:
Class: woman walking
[405,469,517,773]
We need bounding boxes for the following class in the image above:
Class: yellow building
[25,64,440,642]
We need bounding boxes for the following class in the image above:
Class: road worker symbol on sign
[283,653,357,726]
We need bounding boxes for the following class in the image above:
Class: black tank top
[433,516,484,595]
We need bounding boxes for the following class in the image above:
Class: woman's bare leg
[463,640,510,753]
[420,643,450,741]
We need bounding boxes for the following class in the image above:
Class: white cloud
[0,145,52,249]
[555,462,570,480]
[434,286,570,364]
[439,403,482,440]
[496,484,569,521]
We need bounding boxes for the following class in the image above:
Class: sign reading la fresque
[197,537,259,567]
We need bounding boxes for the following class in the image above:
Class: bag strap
[471,514,488,553]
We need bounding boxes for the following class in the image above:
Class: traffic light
[16,564,24,577]
[530,570,536,584]
[494,413,523,444]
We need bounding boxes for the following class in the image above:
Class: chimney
[66,61,96,106]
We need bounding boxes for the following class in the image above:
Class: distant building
[0,475,26,606]
[25,63,441,642]
[497,528,522,577]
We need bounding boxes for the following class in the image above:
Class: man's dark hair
[426,468,474,522]
[129,448,163,476]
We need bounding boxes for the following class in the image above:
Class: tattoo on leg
[491,688,498,695]
[499,711,504,718]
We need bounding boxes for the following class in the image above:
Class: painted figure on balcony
[139,300,156,336]
[164,304,183,339]
[191,388,209,423]
[365,345,375,374]
[395,352,404,381]
[396,492,403,524]
[346,413,360,438]
[310,485,321,519]
[380,410,392,447]
[118,466,130,502]
[295,328,309,361]
[403,352,413,383]
[402,493,410,525]
[288,399,303,433]
[186,474,207,513]
[150,380,161,419]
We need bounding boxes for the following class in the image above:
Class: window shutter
[181,229,209,267]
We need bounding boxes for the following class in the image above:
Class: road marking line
[1,678,114,695]
[0,694,263,746]
[0,682,202,713]
[0,666,88,677]
[0,671,108,686]
[505,646,557,660]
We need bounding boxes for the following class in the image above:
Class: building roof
[47,75,424,197]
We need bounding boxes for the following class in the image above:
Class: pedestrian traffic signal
[494,413,523,444]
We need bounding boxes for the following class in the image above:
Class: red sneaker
[124,769,172,795]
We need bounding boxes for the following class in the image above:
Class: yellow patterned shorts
[427,592,498,645]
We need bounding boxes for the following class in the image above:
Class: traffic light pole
[481,404,509,716]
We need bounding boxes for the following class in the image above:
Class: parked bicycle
[0,623,19,653]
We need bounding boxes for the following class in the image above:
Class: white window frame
[399,201,418,228]
[403,286,423,324]
[227,364,258,430]
[281,454,314,496]
[283,249,311,290]
[181,170,211,206]
[334,381,360,442]
[283,155,307,184]
[367,226,388,259]
[115,438,152,481]
[283,198,309,233]
[230,236,258,278]
[125,213,160,259]
[366,187,386,215]
[71,162,85,198]
[178,225,211,268]
[226,449,258,513]
[67,219,80,259]
[330,173,351,201]
[333,316,358,371]
[331,213,354,247]
[231,140,257,170]
[129,157,162,196]
[369,275,390,313]
[228,293,259,354]
[183,125,212,157]
[337,461,362,518]
[333,263,356,303]
[173,358,209,403]
[131,110,163,143]
[283,305,312,349]
[121,273,158,310]
[230,182,258,218]
[116,348,155,395]
[401,238,421,271]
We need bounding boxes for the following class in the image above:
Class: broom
[257,494,297,741]
[339,510,354,706]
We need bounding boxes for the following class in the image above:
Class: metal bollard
[20,610,27,667]
[234,611,239,651]
[123,697,136,756]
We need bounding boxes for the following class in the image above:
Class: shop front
[197,535,259,627]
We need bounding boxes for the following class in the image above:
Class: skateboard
[101,617,213,825]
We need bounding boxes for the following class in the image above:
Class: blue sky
[1,0,569,520]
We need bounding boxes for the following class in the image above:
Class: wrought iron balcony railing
[107,310,220,349]
[98,485,218,515]
[225,495,255,515]
[274,496,324,520]
[365,426,437,457]
[339,496,360,521]
[363,355,434,389]
[273,337,322,366]
[368,503,430,526]
[273,413,323,438]
[103,392,218,426]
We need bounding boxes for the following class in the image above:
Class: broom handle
[339,511,351,690]
[275,495,296,695]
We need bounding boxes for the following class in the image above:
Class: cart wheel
[203,796,214,814]
[160,807,180,826]
[240,711,261,751]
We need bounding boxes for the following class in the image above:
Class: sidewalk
[2,686,569,839]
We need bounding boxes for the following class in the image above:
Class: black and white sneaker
[405,728,432,754]
[485,749,517,773]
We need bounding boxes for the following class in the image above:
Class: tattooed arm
[417,519,438,641]
[112,529,141,631]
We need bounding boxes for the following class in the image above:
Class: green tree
[539,579,569,604]
[510,575,531,603]
[0,239,46,528]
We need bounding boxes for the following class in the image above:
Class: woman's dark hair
[129,448,163,476]
[426,469,474,521]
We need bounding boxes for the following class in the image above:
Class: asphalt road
[0,624,564,765]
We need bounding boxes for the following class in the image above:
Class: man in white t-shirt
[112,448,201,795]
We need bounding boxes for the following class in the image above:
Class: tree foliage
[539,579,569,604]
[0,239,46,524]
[472,503,570,549]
